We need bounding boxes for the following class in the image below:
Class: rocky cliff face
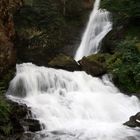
[0,0,23,77]
[14,0,94,66]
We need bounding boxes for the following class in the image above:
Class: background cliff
[0,0,23,77]
[0,0,94,75]
[14,0,94,65]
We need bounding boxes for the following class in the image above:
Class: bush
[0,96,10,122]
[107,37,140,93]
[101,0,140,25]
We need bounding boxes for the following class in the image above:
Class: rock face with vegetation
[84,37,140,94]
[0,0,42,138]
[0,0,23,77]
[14,0,94,65]
[106,38,140,93]
[0,0,23,138]
[99,0,140,94]
[0,98,41,140]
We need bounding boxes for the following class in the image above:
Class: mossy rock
[136,43,140,53]
[101,0,140,26]
[0,96,12,136]
[79,53,108,77]
[48,53,80,71]
[86,53,110,64]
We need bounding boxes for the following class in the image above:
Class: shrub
[107,37,140,93]
[101,0,140,18]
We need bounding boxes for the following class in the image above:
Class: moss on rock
[48,53,80,71]
[79,54,108,77]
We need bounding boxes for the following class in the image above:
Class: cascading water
[74,0,112,61]
[6,0,140,140]
[7,63,140,140]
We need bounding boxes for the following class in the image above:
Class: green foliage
[107,38,140,93]
[0,96,13,136]
[0,69,15,136]
[101,0,140,24]
[0,123,12,136]
[0,69,15,96]
[0,96,10,122]
[87,53,109,62]
[126,26,140,39]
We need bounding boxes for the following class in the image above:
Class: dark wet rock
[0,99,42,139]
[124,112,140,127]
[48,54,80,71]
[22,119,41,132]
[20,132,37,140]
[79,54,107,77]
[9,100,41,132]
[7,99,29,133]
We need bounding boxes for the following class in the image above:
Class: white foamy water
[74,0,112,61]
[7,63,140,140]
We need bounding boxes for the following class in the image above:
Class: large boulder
[79,54,108,77]
[124,112,140,127]
[22,119,42,132]
[0,99,42,140]
[8,100,42,133]
[48,54,80,71]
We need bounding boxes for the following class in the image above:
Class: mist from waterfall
[74,0,112,61]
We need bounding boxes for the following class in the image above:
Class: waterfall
[6,0,140,139]
[7,63,140,140]
[74,0,112,61]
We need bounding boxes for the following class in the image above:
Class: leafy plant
[107,37,140,93]
[0,96,10,121]
[0,123,13,136]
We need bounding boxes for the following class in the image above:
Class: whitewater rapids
[7,63,140,140]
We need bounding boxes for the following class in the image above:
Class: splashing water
[74,0,112,61]
[7,63,140,140]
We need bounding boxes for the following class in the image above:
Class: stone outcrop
[0,99,41,140]
[78,54,107,77]
[48,53,107,76]
[48,53,80,71]
[0,0,23,77]
[124,112,140,128]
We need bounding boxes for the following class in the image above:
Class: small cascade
[7,63,140,140]
[74,0,112,61]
